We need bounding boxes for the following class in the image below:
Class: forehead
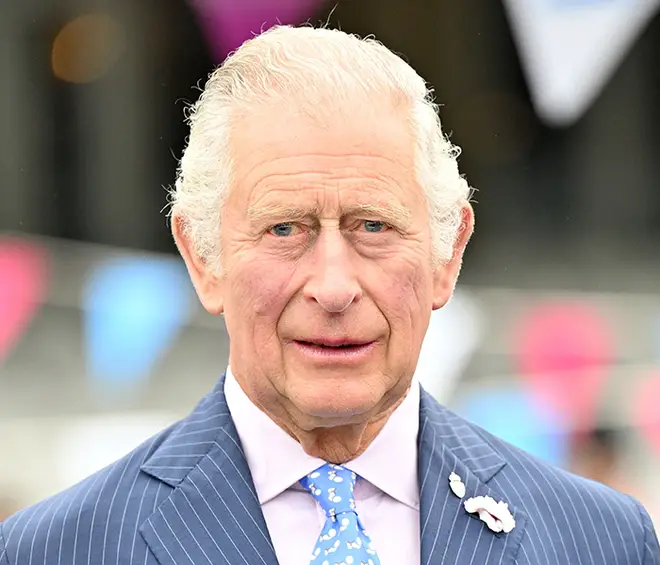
[227,103,423,212]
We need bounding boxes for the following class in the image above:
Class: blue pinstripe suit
[1,377,659,565]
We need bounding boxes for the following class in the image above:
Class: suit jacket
[1,376,659,565]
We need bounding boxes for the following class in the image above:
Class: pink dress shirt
[224,368,421,565]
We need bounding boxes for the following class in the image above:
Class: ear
[172,215,224,315]
[432,204,474,310]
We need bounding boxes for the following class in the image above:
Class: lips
[291,338,377,362]
[295,338,372,348]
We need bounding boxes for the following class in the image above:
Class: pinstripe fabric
[417,394,660,565]
[0,377,658,564]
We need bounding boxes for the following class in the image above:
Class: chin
[296,410,375,431]
[289,384,387,427]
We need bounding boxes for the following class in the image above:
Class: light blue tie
[301,463,382,565]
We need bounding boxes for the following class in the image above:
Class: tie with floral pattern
[300,463,382,565]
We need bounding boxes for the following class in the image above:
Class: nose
[303,227,362,313]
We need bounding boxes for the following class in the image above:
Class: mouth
[292,339,377,361]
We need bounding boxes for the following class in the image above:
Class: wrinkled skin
[175,104,473,462]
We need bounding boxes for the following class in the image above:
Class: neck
[230,369,411,463]
[266,390,408,463]
[282,416,390,463]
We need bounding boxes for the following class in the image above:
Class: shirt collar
[224,367,420,510]
[348,378,420,509]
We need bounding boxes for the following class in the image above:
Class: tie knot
[301,463,358,520]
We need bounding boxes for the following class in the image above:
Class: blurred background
[2,0,660,525]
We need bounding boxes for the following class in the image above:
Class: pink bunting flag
[0,238,48,361]
[514,301,613,429]
[187,0,323,62]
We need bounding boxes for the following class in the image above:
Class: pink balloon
[187,0,323,63]
[514,301,613,429]
[0,239,48,361]
[634,374,660,456]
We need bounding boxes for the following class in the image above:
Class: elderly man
[1,25,658,565]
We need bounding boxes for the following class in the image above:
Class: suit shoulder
[0,422,177,565]
[473,421,633,503]
[469,421,654,540]
[447,418,660,562]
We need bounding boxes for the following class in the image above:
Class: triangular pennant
[187,0,323,63]
[416,289,484,403]
[502,0,660,126]
[82,256,195,387]
[0,238,48,362]
[454,388,569,467]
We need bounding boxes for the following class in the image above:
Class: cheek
[225,260,295,324]
[372,260,434,337]
[369,267,432,382]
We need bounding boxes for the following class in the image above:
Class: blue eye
[269,223,295,237]
[363,220,387,233]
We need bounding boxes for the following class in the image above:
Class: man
[1,25,658,565]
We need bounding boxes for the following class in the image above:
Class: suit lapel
[136,376,527,565]
[138,378,279,565]
[418,389,528,565]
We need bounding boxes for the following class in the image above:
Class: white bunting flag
[502,0,660,126]
[416,289,484,403]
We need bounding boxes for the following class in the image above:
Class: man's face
[178,103,472,433]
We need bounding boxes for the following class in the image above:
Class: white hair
[169,25,472,273]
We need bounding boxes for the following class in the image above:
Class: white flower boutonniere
[464,495,516,534]
[448,472,466,498]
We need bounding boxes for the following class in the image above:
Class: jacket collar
[139,376,527,565]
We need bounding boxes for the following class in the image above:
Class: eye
[362,220,388,233]
[269,223,298,237]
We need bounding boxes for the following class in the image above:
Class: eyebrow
[247,202,412,227]
[350,202,412,227]
[247,203,320,222]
